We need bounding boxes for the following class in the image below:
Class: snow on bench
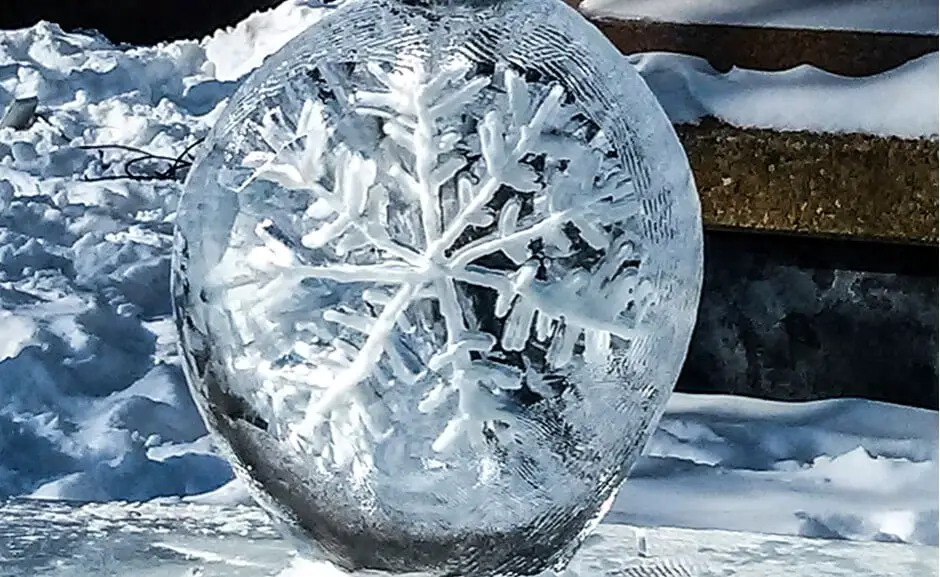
[579,0,938,35]
[564,0,938,244]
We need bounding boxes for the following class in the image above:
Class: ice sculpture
[171,0,703,574]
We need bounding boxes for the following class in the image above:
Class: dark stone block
[679,231,938,410]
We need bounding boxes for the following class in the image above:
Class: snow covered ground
[0,0,936,562]
[3,499,936,576]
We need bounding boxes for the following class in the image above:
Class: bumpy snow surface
[0,0,936,555]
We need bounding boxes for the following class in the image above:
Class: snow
[0,0,328,504]
[2,499,937,576]
[0,0,935,560]
[612,395,939,546]
[630,51,939,139]
[203,1,333,82]
[580,0,939,35]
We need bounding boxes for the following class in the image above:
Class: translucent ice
[171,0,703,574]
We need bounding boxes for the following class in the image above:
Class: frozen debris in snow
[635,528,648,557]
[0,97,39,130]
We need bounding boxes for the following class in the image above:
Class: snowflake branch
[428,176,502,260]
[428,78,563,260]
[298,282,423,432]
[449,265,637,341]
[449,212,565,269]
[323,309,418,385]
[413,95,443,246]
[287,262,418,284]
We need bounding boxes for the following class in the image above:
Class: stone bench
[566,0,938,245]
[554,0,937,408]
[5,1,935,245]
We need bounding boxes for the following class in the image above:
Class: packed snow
[0,0,936,558]
[4,500,935,576]
[616,394,938,546]
[580,0,939,34]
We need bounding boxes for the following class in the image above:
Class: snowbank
[0,22,228,503]
[581,0,939,34]
[0,1,329,502]
[202,0,332,81]
[0,0,935,549]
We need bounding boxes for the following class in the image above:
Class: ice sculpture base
[2,499,934,577]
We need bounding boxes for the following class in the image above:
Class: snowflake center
[416,254,451,279]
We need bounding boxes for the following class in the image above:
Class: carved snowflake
[233,59,644,457]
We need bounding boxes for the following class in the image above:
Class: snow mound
[203,0,334,82]
[796,508,939,545]
[0,20,235,502]
[0,0,340,507]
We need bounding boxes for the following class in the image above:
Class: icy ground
[0,0,936,557]
[3,500,936,577]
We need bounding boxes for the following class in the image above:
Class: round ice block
[171,0,703,574]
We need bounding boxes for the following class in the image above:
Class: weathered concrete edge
[680,119,939,244]
[556,2,939,243]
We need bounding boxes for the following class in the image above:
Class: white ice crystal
[209,60,647,462]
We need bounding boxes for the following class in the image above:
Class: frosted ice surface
[172,0,703,575]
